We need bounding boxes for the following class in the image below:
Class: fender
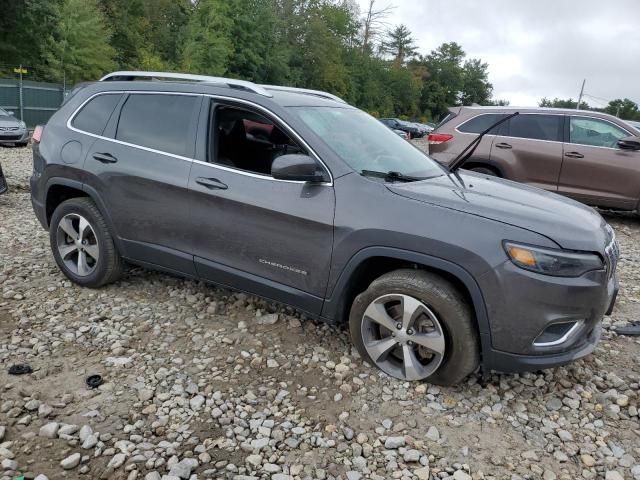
[320,246,492,355]
[44,177,125,253]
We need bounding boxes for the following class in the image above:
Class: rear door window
[115,94,199,157]
[72,93,122,135]
[458,114,507,134]
[506,114,562,142]
[569,117,629,148]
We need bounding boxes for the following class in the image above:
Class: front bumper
[0,129,29,144]
[479,258,617,373]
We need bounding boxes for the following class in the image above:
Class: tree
[539,97,590,110]
[420,42,465,119]
[361,0,393,55]
[45,0,115,85]
[605,98,640,120]
[383,24,417,65]
[460,58,493,105]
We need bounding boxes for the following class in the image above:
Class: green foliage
[539,97,590,110]
[3,0,503,121]
[45,0,116,85]
[604,98,640,121]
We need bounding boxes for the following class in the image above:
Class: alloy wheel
[56,213,99,277]
[361,293,446,381]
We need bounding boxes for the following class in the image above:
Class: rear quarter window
[457,113,507,134]
[71,93,122,135]
[115,94,198,157]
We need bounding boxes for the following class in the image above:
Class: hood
[0,115,22,127]
[388,171,610,252]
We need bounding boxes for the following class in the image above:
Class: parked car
[0,162,6,194]
[429,106,640,211]
[379,118,424,138]
[31,71,618,384]
[392,128,409,140]
[626,120,640,130]
[0,108,29,146]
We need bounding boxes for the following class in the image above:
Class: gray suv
[30,71,618,384]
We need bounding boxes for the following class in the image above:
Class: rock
[34,475,49,480]
[346,472,362,480]
[414,466,430,480]
[58,424,79,436]
[581,454,596,467]
[82,434,98,449]
[557,429,573,442]
[39,422,59,439]
[605,472,624,480]
[545,397,563,411]
[543,471,557,480]
[168,458,198,479]
[426,426,440,442]
[403,449,421,462]
[0,426,5,441]
[453,471,472,480]
[145,473,161,480]
[245,454,262,467]
[107,453,127,469]
[384,436,405,449]
[189,395,205,411]
[79,425,93,443]
[271,475,292,480]
[60,453,81,470]
[257,313,279,325]
[2,458,18,470]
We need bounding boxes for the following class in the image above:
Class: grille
[0,126,19,131]
[0,134,22,141]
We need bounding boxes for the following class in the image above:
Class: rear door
[187,99,335,314]
[490,113,564,191]
[82,92,202,274]
[558,116,639,209]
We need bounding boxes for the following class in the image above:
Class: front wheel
[349,269,479,385]
[49,197,123,288]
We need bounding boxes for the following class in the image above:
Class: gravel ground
[1,145,639,480]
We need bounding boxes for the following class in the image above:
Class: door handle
[565,151,584,158]
[195,177,228,190]
[495,142,512,149]
[92,152,118,163]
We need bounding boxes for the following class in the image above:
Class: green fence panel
[0,78,64,127]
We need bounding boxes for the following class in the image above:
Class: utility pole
[576,79,585,110]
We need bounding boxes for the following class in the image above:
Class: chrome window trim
[533,321,582,347]
[566,114,633,151]
[66,90,334,186]
[455,112,566,144]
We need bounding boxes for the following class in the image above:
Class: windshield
[292,107,444,179]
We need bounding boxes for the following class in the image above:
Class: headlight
[504,241,603,277]
[19,121,26,129]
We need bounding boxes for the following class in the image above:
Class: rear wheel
[349,269,479,385]
[49,198,123,287]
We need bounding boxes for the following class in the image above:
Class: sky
[356,0,640,107]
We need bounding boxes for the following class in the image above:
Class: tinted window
[507,114,562,141]
[570,117,628,148]
[116,94,197,157]
[72,93,122,135]
[458,114,506,134]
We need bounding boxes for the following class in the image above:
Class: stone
[168,458,198,479]
[453,471,472,480]
[414,466,430,480]
[39,422,60,439]
[426,426,440,442]
[108,453,127,469]
[145,473,161,480]
[245,454,262,467]
[384,436,405,449]
[60,453,81,470]
[605,472,624,480]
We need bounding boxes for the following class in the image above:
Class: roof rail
[99,71,273,98]
[260,85,347,104]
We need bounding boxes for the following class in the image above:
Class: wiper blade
[360,170,425,182]
[449,111,519,172]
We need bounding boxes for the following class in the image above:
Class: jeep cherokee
[30,71,619,384]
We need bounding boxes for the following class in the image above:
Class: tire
[468,166,499,177]
[49,197,123,288]
[349,269,479,385]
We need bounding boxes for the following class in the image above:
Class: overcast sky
[356,0,640,107]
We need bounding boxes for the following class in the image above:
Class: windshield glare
[0,108,9,116]
[292,107,444,179]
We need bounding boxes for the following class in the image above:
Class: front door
[83,92,202,274]
[490,113,564,191]
[558,116,639,209]
[188,99,335,314]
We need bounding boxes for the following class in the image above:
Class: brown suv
[429,107,640,211]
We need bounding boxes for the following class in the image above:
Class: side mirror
[271,154,327,183]
[617,136,640,151]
